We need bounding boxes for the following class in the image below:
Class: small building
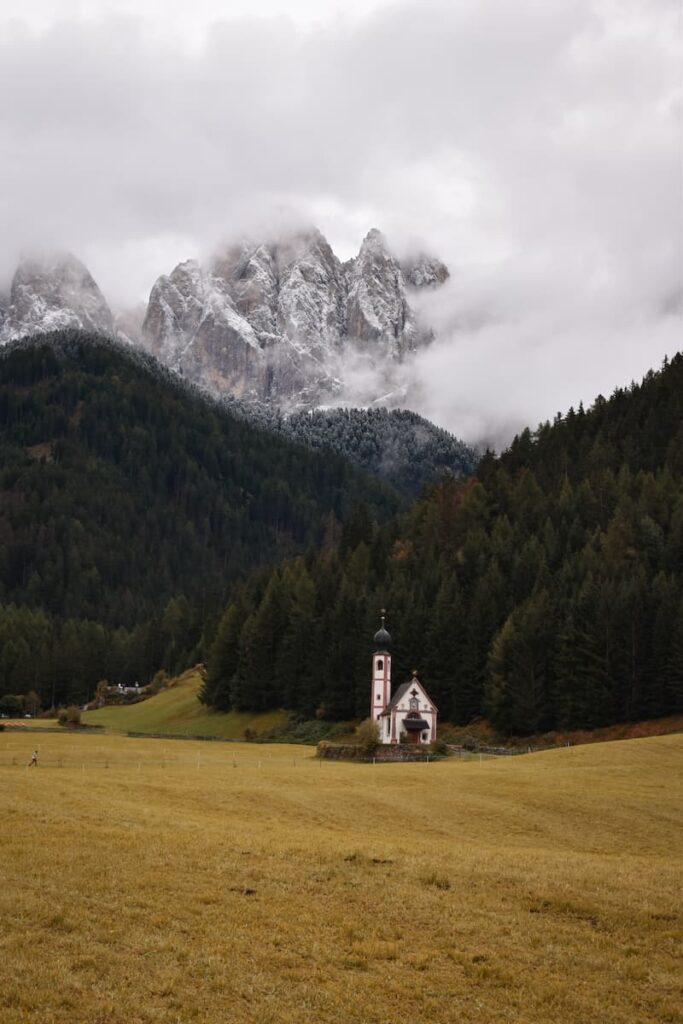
[370,615,437,744]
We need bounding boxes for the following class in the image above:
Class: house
[370,614,437,744]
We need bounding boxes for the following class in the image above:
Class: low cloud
[0,0,680,444]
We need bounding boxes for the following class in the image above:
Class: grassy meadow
[0,730,681,1024]
[81,669,288,738]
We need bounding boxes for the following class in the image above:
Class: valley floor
[0,733,681,1024]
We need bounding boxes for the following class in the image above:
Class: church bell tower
[370,611,392,722]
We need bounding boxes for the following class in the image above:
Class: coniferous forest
[0,333,398,707]
[202,354,683,733]
[1,331,682,734]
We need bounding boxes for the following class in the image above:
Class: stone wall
[316,742,433,762]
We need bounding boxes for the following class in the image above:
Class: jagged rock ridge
[0,254,114,342]
[0,228,449,410]
[142,227,448,407]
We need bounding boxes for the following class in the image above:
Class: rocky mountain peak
[401,253,450,289]
[0,226,449,411]
[346,228,420,353]
[0,252,113,342]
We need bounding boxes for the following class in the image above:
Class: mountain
[0,254,114,342]
[202,355,683,732]
[0,330,400,707]
[142,226,445,407]
[0,229,448,411]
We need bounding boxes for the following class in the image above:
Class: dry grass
[0,731,681,1024]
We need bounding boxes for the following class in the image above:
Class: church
[370,614,438,744]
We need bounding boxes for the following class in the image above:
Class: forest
[0,332,399,707]
[1,331,681,733]
[202,355,683,734]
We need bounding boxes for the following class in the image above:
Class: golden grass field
[0,730,681,1024]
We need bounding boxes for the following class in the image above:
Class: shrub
[58,706,81,727]
[355,718,380,754]
[148,670,171,695]
[430,738,450,757]
[0,694,23,718]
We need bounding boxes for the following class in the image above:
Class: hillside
[82,669,286,738]
[281,406,477,497]
[1,731,680,1023]
[204,354,683,732]
[0,331,398,707]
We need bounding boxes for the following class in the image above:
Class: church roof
[381,675,439,714]
[385,682,413,709]
[373,613,392,650]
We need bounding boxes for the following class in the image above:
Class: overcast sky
[0,0,680,443]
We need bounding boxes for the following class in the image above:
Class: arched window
[376,659,383,671]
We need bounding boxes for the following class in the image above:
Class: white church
[370,614,438,744]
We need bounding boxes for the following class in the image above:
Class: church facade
[370,616,438,744]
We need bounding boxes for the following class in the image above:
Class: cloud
[0,0,680,443]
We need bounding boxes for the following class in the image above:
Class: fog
[0,0,680,444]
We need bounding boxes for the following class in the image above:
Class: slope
[204,354,683,730]
[281,406,477,496]
[82,669,286,738]
[0,331,399,706]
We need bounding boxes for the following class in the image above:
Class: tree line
[202,356,683,733]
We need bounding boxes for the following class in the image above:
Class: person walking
[28,750,38,767]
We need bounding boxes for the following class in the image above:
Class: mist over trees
[281,407,477,497]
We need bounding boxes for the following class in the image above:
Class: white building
[370,615,438,744]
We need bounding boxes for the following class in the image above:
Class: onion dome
[373,612,392,650]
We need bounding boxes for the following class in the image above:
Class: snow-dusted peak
[401,254,450,289]
[346,228,419,352]
[141,224,442,407]
[360,227,391,253]
[274,227,346,347]
[213,242,278,339]
[0,252,114,343]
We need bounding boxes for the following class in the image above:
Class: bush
[0,694,23,718]
[58,706,81,727]
[429,738,450,757]
[355,718,380,754]
[148,670,171,695]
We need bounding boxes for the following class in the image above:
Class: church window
[376,694,381,701]
[409,696,419,711]
[376,659,383,670]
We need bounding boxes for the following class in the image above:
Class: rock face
[400,254,450,289]
[143,226,447,407]
[142,260,264,398]
[346,228,424,354]
[0,228,448,410]
[0,254,114,342]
